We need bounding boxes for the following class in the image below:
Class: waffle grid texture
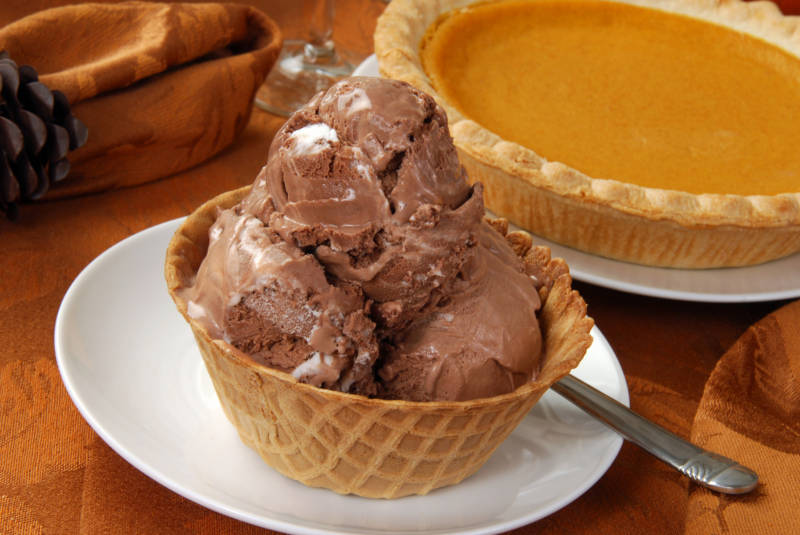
[166,187,593,498]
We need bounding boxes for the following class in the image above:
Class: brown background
[0,1,797,533]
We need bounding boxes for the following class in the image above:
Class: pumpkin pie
[375,0,800,267]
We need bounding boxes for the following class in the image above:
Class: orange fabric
[0,2,282,199]
[686,300,800,535]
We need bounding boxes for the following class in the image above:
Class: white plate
[55,219,628,535]
[356,54,800,303]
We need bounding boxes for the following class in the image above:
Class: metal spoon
[551,374,759,494]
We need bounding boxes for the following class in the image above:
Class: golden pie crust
[375,0,800,268]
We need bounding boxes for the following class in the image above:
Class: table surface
[0,1,795,534]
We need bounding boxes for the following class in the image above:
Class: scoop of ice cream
[257,77,472,230]
[378,226,542,401]
[184,77,543,401]
[184,204,379,394]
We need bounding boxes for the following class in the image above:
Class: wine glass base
[255,39,354,117]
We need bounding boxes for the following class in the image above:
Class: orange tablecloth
[1,1,798,533]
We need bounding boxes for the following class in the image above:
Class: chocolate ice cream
[182,77,543,401]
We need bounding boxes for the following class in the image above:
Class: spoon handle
[551,374,758,494]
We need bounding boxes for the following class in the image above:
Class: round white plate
[55,219,628,535]
[356,54,800,303]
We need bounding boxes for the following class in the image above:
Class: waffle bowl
[165,186,594,499]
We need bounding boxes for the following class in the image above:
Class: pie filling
[420,0,800,196]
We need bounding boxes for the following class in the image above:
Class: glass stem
[307,0,334,50]
[254,0,353,116]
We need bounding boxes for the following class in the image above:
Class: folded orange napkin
[685,299,800,534]
[0,1,281,200]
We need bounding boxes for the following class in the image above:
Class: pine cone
[0,50,88,220]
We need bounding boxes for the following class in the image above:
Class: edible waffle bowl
[165,186,593,498]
